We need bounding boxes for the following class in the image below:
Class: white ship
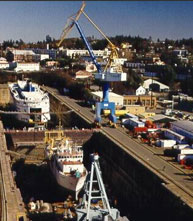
[9,79,50,124]
[45,131,87,199]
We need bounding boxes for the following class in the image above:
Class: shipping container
[180,148,193,155]
[158,139,176,148]
[125,113,138,119]
[173,144,189,150]
[122,118,145,128]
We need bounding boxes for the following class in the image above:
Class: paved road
[43,86,193,208]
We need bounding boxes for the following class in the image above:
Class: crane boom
[81,11,115,49]
[81,10,120,72]
[57,1,86,47]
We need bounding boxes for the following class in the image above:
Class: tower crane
[58,2,127,127]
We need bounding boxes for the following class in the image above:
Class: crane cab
[95,71,127,82]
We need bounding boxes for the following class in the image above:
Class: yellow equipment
[103,109,129,117]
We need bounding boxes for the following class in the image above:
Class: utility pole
[151,72,153,108]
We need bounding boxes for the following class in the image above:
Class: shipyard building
[170,120,193,141]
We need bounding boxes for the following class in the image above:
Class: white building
[40,54,49,60]
[136,86,146,96]
[113,58,127,65]
[85,61,97,72]
[91,91,123,106]
[15,62,40,72]
[59,48,111,58]
[8,49,36,61]
[143,79,169,92]
[0,57,9,69]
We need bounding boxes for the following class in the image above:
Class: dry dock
[43,85,193,211]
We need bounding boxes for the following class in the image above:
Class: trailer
[180,148,193,155]
[157,139,176,148]
[123,118,145,128]
[173,144,190,150]
[121,113,138,124]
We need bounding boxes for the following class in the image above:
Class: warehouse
[91,91,123,107]
[170,120,193,141]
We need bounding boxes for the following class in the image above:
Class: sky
[1,1,193,43]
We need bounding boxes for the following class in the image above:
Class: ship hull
[50,157,87,199]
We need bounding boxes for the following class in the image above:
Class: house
[143,79,169,93]
[0,57,9,69]
[75,70,92,79]
[46,61,59,67]
[136,86,146,96]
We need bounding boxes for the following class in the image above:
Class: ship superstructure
[45,130,87,200]
[9,79,50,124]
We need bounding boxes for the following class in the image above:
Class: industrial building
[124,105,145,115]
[170,120,193,141]
[59,48,111,59]
[15,62,40,72]
[148,114,175,128]
[143,79,169,92]
[6,49,49,62]
[123,95,157,108]
[91,91,123,107]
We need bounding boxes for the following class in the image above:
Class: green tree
[91,39,108,50]
[75,39,85,49]
[124,69,143,92]
[160,65,176,87]
[6,51,14,62]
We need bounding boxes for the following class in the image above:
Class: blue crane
[58,2,127,127]
[73,20,117,125]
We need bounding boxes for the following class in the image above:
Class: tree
[75,39,85,49]
[160,65,176,87]
[124,69,143,92]
[6,51,14,62]
[91,39,108,50]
